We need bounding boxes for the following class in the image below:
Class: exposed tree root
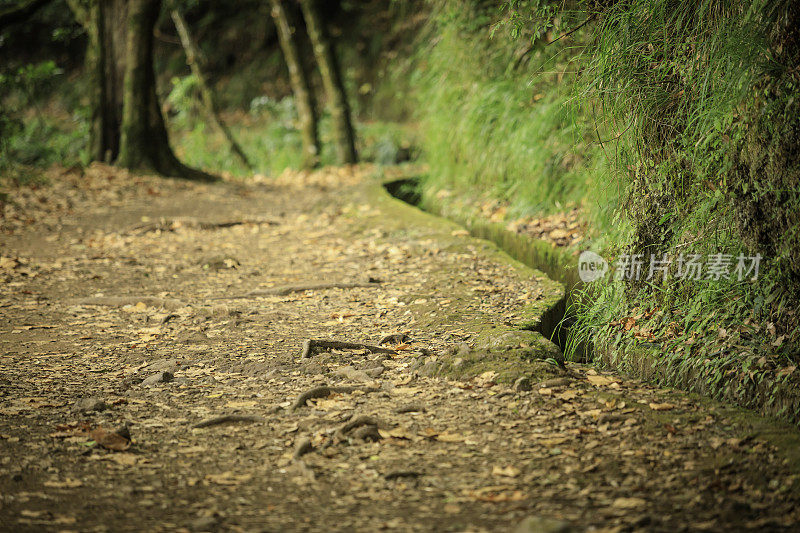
[301,338,396,358]
[71,296,185,310]
[193,414,266,429]
[330,415,381,444]
[384,470,422,481]
[218,281,380,300]
[290,384,379,411]
[125,217,277,235]
[292,437,314,459]
[336,415,378,435]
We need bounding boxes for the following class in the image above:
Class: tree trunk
[116,0,214,180]
[171,8,254,171]
[67,0,124,162]
[299,0,357,164]
[269,0,319,169]
[96,0,128,163]
[68,0,214,180]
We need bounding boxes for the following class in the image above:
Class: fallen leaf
[555,390,580,401]
[587,375,617,387]
[419,427,439,439]
[648,402,675,411]
[104,453,143,466]
[205,472,252,485]
[122,302,148,313]
[44,478,83,489]
[380,427,414,440]
[612,497,646,509]
[468,488,527,502]
[474,371,498,387]
[177,446,207,454]
[314,398,350,411]
[88,427,131,451]
[225,400,258,409]
[436,432,465,443]
[491,465,521,478]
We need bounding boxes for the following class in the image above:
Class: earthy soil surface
[1,164,800,532]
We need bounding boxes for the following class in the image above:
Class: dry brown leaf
[104,453,143,466]
[436,432,465,443]
[313,398,350,411]
[44,478,83,489]
[88,427,130,451]
[470,490,527,503]
[491,465,521,478]
[555,390,580,401]
[419,427,439,439]
[475,371,498,387]
[612,497,647,508]
[225,400,258,408]
[587,375,617,387]
[648,402,675,411]
[205,472,252,485]
[380,427,414,440]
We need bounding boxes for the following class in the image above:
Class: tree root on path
[328,415,381,446]
[336,415,378,436]
[192,414,266,428]
[124,217,278,235]
[219,281,380,299]
[309,415,382,450]
[292,437,314,459]
[300,338,396,358]
[70,296,185,310]
[290,384,379,411]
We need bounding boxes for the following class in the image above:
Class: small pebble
[72,397,107,413]
[141,371,173,387]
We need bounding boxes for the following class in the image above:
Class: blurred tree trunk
[269,0,319,169]
[299,0,357,164]
[171,8,254,171]
[96,0,128,163]
[68,0,214,180]
[116,0,214,180]
[67,0,126,162]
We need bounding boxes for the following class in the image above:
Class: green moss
[436,328,562,383]
[409,2,612,223]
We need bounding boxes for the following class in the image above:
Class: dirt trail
[1,164,799,532]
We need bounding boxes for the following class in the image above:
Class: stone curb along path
[359,177,567,385]
[0,164,799,532]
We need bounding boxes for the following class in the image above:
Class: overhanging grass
[404,0,800,421]
[410,1,615,222]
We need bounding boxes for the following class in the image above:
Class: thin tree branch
[546,13,596,47]
[170,8,254,171]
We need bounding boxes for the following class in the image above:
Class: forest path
[1,164,799,532]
